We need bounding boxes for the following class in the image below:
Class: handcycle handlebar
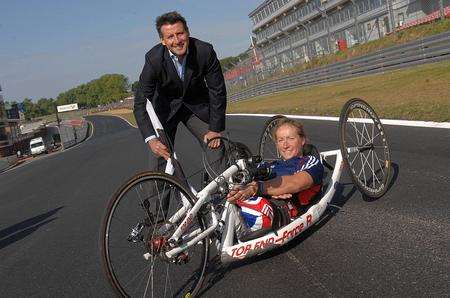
[233,155,274,185]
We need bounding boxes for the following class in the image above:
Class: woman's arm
[226,171,314,203]
[262,171,314,197]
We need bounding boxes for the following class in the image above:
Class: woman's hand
[226,182,258,203]
[271,193,292,199]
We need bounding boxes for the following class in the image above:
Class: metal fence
[228,29,450,102]
[226,0,450,91]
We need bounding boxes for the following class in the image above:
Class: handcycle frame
[144,100,348,264]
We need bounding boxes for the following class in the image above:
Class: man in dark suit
[134,11,227,169]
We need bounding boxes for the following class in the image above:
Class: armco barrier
[229,31,450,102]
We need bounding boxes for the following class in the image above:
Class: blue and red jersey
[237,155,324,232]
[269,155,323,184]
[268,155,324,206]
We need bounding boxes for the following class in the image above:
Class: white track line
[228,113,450,129]
[91,112,450,129]
[84,119,95,141]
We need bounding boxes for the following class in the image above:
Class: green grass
[228,60,450,122]
[118,113,137,127]
[95,109,137,127]
[98,60,450,123]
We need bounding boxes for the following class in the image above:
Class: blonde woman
[227,118,324,241]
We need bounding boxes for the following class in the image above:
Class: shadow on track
[0,206,64,250]
[198,183,357,297]
[363,161,399,202]
[198,163,399,296]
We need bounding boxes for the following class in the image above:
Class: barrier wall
[59,119,90,149]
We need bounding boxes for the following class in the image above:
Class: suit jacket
[134,37,227,140]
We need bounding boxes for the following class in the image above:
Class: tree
[56,73,130,108]
[131,81,140,93]
[220,56,240,72]
[36,98,55,116]
[22,98,38,120]
[220,51,250,72]
[19,73,132,119]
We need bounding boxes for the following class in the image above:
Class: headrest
[303,144,320,159]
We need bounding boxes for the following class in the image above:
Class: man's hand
[148,138,170,160]
[203,131,221,149]
[226,182,257,203]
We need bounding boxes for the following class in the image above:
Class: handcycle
[100,98,392,297]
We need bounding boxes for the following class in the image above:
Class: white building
[249,0,449,71]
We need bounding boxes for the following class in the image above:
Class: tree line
[219,52,249,72]
[7,53,244,120]
[5,74,131,120]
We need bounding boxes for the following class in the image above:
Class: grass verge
[228,60,450,122]
[94,60,450,123]
[96,109,137,126]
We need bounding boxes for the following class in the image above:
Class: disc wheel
[338,98,392,198]
[100,172,209,297]
[258,115,287,162]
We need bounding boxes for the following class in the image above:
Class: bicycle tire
[258,115,287,162]
[100,171,209,297]
[338,98,392,198]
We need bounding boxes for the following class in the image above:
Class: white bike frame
[145,100,348,263]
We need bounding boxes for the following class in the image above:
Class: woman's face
[275,124,306,160]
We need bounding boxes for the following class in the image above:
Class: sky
[0,0,262,101]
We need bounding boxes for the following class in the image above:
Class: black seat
[270,199,291,230]
[303,143,320,159]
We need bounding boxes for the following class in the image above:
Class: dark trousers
[146,106,213,219]
[147,105,210,173]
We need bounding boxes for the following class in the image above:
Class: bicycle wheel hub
[149,236,167,254]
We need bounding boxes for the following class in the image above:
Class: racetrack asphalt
[0,114,449,297]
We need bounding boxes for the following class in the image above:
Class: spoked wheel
[100,172,209,297]
[258,115,287,162]
[338,98,392,198]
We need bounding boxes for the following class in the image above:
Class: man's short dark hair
[156,11,188,38]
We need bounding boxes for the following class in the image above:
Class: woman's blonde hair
[272,118,306,140]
